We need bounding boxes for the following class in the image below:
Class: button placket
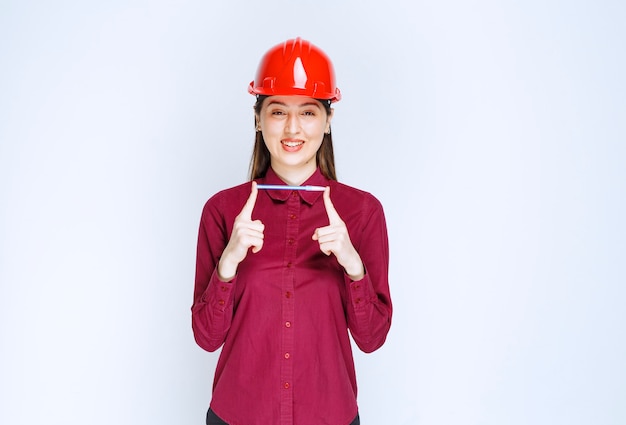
[279,191,300,421]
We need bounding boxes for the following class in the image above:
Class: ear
[325,108,334,133]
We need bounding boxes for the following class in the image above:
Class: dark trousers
[206,408,360,425]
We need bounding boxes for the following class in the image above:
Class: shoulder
[329,181,385,223]
[202,181,253,216]
[330,180,384,210]
[207,181,252,202]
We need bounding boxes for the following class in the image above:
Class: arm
[313,188,392,353]
[344,196,392,353]
[191,183,264,352]
[191,197,237,352]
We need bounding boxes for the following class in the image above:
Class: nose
[285,112,300,134]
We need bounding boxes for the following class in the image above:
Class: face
[257,95,333,180]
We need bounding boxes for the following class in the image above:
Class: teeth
[283,141,303,147]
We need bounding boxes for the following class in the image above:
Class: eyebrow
[266,100,322,109]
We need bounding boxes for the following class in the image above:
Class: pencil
[256,184,326,191]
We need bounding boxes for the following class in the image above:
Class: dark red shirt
[192,168,392,425]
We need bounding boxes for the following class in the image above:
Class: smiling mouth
[281,140,304,148]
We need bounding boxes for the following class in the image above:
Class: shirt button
[218,299,225,306]
[286,262,292,268]
[289,214,297,220]
[285,291,292,298]
[287,238,295,245]
[284,352,290,359]
[285,321,291,328]
[283,382,290,389]
[353,284,360,290]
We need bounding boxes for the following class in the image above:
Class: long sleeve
[191,195,237,352]
[343,194,392,353]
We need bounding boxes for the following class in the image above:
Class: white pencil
[256,184,326,191]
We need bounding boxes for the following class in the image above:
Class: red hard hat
[248,37,341,102]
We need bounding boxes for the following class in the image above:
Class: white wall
[1,1,624,424]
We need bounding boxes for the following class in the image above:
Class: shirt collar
[259,167,329,205]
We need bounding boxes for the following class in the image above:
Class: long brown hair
[248,95,337,181]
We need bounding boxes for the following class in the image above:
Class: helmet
[248,37,341,102]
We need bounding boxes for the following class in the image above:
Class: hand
[218,182,265,281]
[312,186,365,280]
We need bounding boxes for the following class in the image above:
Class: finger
[313,224,339,239]
[311,226,333,241]
[313,228,336,256]
[323,186,342,224]
[251,238,264,254]
[317,242,332,256]
[233,219,264,236]
[239,181,259,220]
[315,232,337,245]
[240,227,264,240]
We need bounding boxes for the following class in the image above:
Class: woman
[192,37,392,425]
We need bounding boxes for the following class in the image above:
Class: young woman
[192,37,392,425]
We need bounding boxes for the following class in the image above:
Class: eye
[271,110,285,115]
[302,110,316,116]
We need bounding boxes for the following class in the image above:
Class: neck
[271,163,317,186]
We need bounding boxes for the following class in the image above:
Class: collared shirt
[192,168,392,425]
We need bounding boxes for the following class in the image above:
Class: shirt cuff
[345,272,375,309]
[201,269,237,312]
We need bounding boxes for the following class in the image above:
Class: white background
[1,1,625,424]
